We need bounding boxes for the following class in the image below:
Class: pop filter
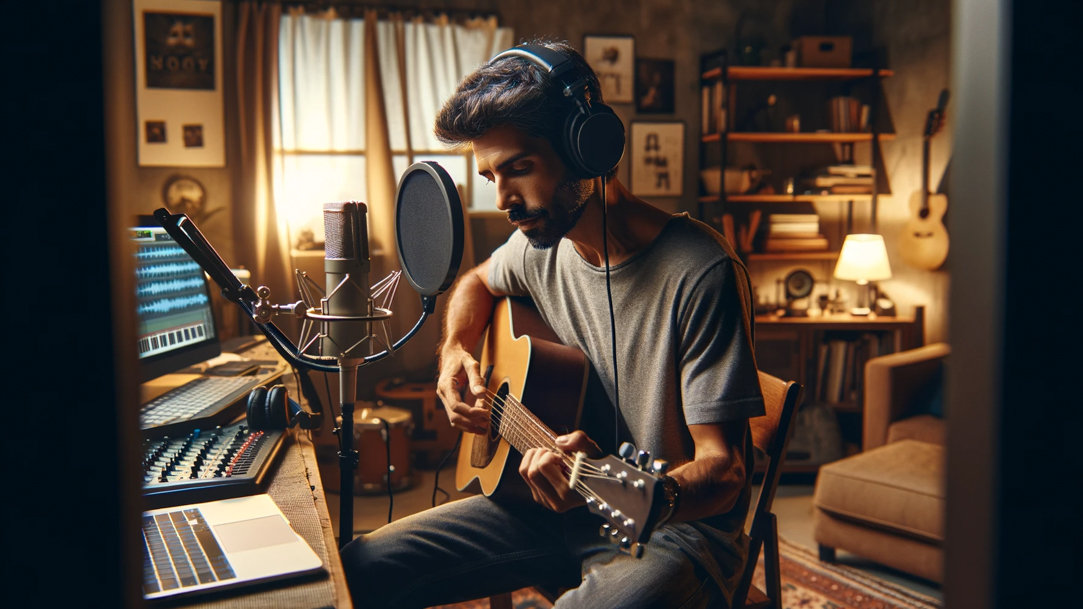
[395,162,465,297]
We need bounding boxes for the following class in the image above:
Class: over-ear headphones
[246,384,323,431]
[490,43,626,179]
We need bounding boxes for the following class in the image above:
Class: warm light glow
[834,234,892,283]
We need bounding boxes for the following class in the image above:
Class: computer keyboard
[142,507,235,595]
[140,375,264,437]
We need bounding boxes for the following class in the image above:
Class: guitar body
[900,190,950,270]
[900,90,951,271]
[455,297,590,497]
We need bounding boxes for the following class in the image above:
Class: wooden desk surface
[177,430,353,609]
[755,311,918,330]
[141,337,353,608]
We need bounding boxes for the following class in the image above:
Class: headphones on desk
[490,43,626,179]
[246,384,323,431]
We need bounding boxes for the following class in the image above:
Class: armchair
[811,342,949,583]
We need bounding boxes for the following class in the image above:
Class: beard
[512,177,592,249]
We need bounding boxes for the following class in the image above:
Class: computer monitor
[131,216,221,382]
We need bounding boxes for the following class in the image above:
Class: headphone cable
[600,178,620,450]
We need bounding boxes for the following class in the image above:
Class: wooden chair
[732,371,802,609]
[489,371,801,609]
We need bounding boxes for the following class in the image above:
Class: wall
[105,0,952,349]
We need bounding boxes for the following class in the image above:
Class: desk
[170,430,353,609]
[753,308,925,469]
[142,338,353,608]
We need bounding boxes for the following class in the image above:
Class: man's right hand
[436,344,491,434]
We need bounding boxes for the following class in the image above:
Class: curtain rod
[271,1,501,21]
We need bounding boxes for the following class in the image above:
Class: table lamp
[833,233,892,316]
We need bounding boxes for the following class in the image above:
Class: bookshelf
[698,57,895,256]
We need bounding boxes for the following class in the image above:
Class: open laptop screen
[132,217,221,382]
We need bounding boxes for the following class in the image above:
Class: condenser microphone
[322,201,372,361]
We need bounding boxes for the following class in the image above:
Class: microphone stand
[154,207,438,549]
[337,360,359,548]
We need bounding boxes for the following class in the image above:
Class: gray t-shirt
[488,212,765,466]
[488,212,766,595]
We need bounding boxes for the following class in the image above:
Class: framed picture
[133,0,224,167]
[583,35,634,104]
[630,121,684,197]
[635,58,675,113]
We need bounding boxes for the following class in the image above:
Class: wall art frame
[133,0,224,167]
[583,34,635,104]
[634,57,675,113]
[630,121,684,197]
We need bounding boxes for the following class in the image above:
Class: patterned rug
[430,537,941,609]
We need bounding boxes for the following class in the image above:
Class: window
[274,12,510,250]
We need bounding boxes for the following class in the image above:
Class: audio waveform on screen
[136,260,203,280]
[136,276,206,297]
[138,292,210,316]
[136,245,189,260]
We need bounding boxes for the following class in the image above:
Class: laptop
[142,494,325,601]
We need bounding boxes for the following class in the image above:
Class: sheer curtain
[274,8,512,372]
[233,2,292,310]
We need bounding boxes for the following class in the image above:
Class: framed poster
[583,35,634,104]
[635,58,675,113]
[630,121,684,197]
[133,0,224,167]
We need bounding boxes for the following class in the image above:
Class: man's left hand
[519,431,601,512]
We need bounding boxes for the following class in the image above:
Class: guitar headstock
[924,88,951,139]
[573,442,667,558]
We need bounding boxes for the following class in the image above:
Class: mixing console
[142,419,285,509]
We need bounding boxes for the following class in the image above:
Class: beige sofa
[812,342,949,583]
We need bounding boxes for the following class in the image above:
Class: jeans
[340,494,744,609]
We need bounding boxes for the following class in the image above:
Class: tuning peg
[636,450,651,470]
[599,523,611,539]
[652,459,670,475]
[619,442,636,462]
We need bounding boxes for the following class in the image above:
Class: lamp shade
[834,234,892,282]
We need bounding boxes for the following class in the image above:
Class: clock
[783,269,814,317]
[162,174,207,216]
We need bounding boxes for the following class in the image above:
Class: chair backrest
[732,370,802,609]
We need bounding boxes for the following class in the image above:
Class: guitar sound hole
[490,383,510,441]
[469,382,508,469]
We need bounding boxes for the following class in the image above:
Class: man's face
[473,125,592,249]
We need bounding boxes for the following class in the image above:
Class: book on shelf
[813,175,874,187]
[700,81,726,135]
[822,338,849,403]
[768,221,820,235]
[828,184,874,194]
[764,235,829,251]
[818,333,891,405]
[826,164,874,177]
[769,213,820,224]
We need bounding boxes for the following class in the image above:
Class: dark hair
[434,39,609,175]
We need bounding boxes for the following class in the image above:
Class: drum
[375,378,459,469]
[354,406,414,494]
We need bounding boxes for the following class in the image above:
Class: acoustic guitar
[900,89,950,270]
[455,297,665,557]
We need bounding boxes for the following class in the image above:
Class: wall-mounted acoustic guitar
[455,297,666,557]
[900,89,950,270]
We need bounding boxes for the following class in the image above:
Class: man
[340,40,764,608]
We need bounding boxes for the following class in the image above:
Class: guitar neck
[495,394,560,456]
[921,135,931,205]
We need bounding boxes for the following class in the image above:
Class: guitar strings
[482,389,609,481]
[479,390,615,504]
